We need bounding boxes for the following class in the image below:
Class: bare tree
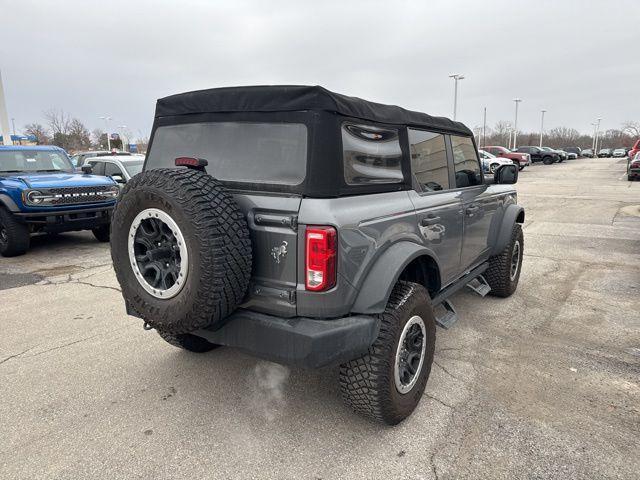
[44,108,71,136]
[91,128,105,149]
[23,123,51,144]
[622,121,640,138]
[67,118,92,151]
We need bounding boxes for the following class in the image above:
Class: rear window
[146,122,308,185]
[342,123,403,185]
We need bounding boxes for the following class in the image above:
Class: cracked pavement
[1,157,639,479]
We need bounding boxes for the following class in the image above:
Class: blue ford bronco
[0,145,119,256]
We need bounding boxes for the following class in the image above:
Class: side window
[90,161,105,176]
[104,162,123,178]
[451,136,482,188]
[342,123,403,185]
[408,129,449,192]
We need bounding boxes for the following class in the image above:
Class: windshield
[0,149,73,173]
[123,161,144,177]
[479,150,496,159]
[146,122,308,186]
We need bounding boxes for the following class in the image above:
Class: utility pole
[513,98,522,149]
[482,107,487,148]
[594,117,602,153]
[0,69,13,146]
[448,74,465,120]
[539,109,546,148]
[100,116,112,150]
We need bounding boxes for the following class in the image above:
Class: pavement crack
[0,345,38,365]
[434,360,466,383]
[74,280,121,293]
[430,451,439,480]
[425,393,455,410]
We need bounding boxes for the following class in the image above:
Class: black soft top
[155,85,472,136]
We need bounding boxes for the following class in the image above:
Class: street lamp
[449,74,465,120]
[539,109,546,148]
[594,117,602,153]
[512,98,522,149]
[118,125,127,152]
[100,116,112,150]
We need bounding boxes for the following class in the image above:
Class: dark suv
[110,86,524,425]
[515,146,558,164]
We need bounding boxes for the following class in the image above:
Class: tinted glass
[0,150,73,173]
[147,122,308,185]
[451,136,482,188]
[408,129,449,192]
[104,162,123,177]
[342,123,403,185]
[88,161,105,175]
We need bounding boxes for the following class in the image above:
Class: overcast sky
[1,0,638,140]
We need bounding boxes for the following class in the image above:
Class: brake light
[305,226,337,291]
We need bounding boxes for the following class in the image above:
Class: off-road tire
[542,156,553,165]
[92,225,110,242]
[485,223,524,297]
[157,330,220,353]
[339,281,436,425]
[0,207,30,257]
[110,168,252,333]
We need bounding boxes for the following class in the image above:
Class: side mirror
[494,164,518,184]
[81,164,92,174]
[111,174,125,184]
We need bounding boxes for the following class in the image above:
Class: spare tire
[110,168,252,333]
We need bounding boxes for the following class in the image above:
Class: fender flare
[491,204,525,256]
[351,241,440,314]
[0,194,20,212]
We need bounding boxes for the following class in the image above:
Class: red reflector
[305,226,337,292]
[175,157,208,169]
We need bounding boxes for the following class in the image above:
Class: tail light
[305,226,337,291]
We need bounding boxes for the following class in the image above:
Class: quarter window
[451,136,482,188]
[408,129,449,192]
[342,123,403,185]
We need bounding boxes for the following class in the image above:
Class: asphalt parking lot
[1,157,639,480]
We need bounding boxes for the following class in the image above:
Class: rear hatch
[145,119,309,317]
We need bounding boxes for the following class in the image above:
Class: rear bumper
[193,310,380,368]
[125,298,380,369]
[14,205,114,232]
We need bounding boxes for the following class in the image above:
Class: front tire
[0,208,30,257]
[485,223,524,297]
[157,330,220,353]
[340,281,436,425]
[542,156,553,165]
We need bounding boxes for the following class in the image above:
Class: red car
[628,139,640,160]
[483,146,531,170]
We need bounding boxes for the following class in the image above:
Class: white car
[478,149,514,173]
[612,148,627,158]
[83,155,144,186]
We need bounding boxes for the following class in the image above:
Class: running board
[466,275,491,297]
[434,300,458,329]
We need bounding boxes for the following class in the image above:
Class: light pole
[594,118,602,153]
[100,116,112,150]
[591,122,597,150]
[118,125,128,152]
[11,117,15,136]
[449,74,465,120]
[512,98,522,149]
[539,109,546,148]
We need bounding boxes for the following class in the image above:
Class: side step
[466,275,491,297]
[434,300,458,329]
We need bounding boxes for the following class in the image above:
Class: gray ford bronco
[111,85,524,425]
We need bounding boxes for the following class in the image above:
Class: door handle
[465,205,480,216]
[420,216,441,226]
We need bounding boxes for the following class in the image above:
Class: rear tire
[485,223,524,297]
[157,330,220,353]
[542,156,553,165]
[92,224,110,242]
[340,281,436,425]
[0,208,30,257]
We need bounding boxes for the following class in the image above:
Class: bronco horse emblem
[270,241,288,264]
